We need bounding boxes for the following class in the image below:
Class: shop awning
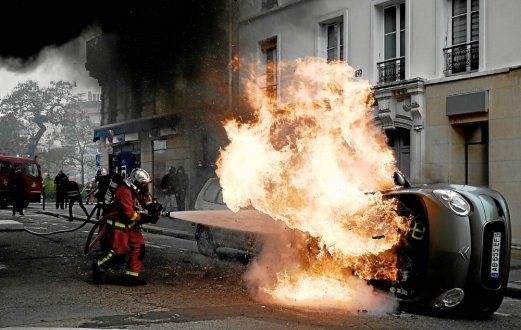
[92,114,180,142]
[93,127,125,140]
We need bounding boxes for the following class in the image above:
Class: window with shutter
[445,0,479,75]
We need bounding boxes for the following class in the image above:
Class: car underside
[187,174,511,319]
[371,184,511,318]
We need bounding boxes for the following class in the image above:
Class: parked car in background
[188,174,511,318]
[192,177,260,257]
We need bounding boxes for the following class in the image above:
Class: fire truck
[0,155,43,208]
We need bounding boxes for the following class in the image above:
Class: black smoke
[0,3,99,60]
[0,1,227,78]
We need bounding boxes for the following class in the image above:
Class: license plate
[490,232,501,278]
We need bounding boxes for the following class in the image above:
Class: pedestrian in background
[175,166,188,211]
[89,167,111,219]
[10,169,27,216]
[64,177,89,222]
[83,177,97,205]
[160,166,177,214]
[54,170,67,209]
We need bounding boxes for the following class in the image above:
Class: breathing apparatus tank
[104,173,126,205]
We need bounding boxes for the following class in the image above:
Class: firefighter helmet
[130,168,151,186]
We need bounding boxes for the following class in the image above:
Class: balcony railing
[443,41,479,76]
[377,57,405,84]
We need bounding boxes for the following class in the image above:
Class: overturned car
[370,173,511,318]
[182,174,511,318]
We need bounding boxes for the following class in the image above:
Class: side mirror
[393,171,411,188]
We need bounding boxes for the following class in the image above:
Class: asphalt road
[1,205,521,329]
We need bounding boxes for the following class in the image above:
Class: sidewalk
[14,204,521,299]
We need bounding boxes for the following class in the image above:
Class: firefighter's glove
[146,199,163,217]
[140,213,159,225]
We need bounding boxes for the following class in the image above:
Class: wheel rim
[197,228,216,256]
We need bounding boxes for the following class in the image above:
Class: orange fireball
[217,57,410,312]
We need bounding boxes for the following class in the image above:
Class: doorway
[152,139,167,195]
[386,127,411,178]
[463,122,488,186]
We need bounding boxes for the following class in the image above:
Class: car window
[0,161,12,175]
[14,163,22,173]
[216,189,225,205]
[203,180,221,203]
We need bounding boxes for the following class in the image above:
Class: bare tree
[0,80,77,157]
[60,106,96,185]
[1,80,97,185]
[0,113,27,155]
[37,147,72,179]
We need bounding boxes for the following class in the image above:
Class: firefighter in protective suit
[92,168,161,286]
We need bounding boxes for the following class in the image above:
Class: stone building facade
[86,0,521,242]
[236,0,521,242]
[85,1,238,209]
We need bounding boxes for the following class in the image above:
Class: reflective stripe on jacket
[106,219,137,230]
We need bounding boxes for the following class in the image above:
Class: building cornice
[425,65,521,86]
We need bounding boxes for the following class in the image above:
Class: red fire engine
[0,155,43,208]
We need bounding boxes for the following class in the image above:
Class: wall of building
[88,0,521,240]
[88,1,236,209]
[483,0,521,70]
[238,0,373,84]
[425,68,521,243]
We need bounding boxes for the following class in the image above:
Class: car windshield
[25,162,41,178]
[216,189,224,205]
[203,180,222,203]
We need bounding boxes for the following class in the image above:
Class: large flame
[217,57,411,312]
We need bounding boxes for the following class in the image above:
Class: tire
[195,225,217,257]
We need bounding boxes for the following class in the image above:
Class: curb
[0,219,24,231]
[511,244,521,260]
[507,281,521,298]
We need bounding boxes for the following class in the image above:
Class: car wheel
[195,225,217,257]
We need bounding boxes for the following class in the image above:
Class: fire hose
[84,216,107,254]
[23,199,162,254]
[23,203,103,237]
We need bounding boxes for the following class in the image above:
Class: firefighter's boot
[92,263,103,285]
[122,275,147,286]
